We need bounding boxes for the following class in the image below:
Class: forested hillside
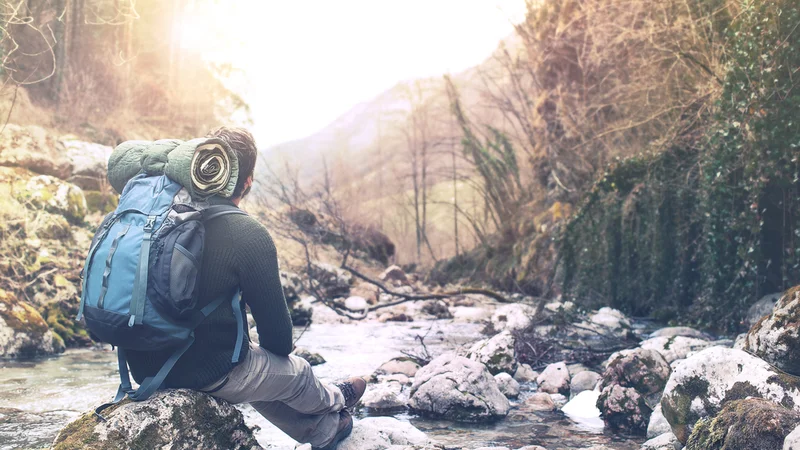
[3,0,797,331]
[262,0,800,331]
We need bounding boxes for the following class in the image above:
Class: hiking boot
[335,377,367,408]
[312,409,353,450]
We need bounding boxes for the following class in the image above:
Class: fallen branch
[343,264,515,304]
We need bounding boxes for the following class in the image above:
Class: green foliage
[446,76,524,233]
[695,0,800,328]
[560,146,702,320]
[560,0,800,331]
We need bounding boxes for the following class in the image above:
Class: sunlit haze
[178,0,526,147]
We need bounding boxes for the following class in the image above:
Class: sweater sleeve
[235,218,294,356]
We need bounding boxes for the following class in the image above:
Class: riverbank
[2,317,647,450]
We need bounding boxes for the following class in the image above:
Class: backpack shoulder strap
[202,204,248,222]
[93,294,232,420]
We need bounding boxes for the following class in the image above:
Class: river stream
[0,320,644,450]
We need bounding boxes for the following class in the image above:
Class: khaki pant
[202,343,345,447]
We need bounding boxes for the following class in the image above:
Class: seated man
[126,126,366,450]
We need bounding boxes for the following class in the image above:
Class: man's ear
[241,175,254,198]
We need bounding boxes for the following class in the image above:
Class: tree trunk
[53,0,70,107]
[452,140,459,257]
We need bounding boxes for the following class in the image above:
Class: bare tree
[251,157,517,321]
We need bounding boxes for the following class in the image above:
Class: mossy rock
[290,304,312,326]
[0,167,30,234]
[661,347,800,444]
[466,330,518,376]
[13,174,88,223]
[745,286,800,377]
[597,384,651,434]
[43,299,91,348]
[0,288,64,358]
[292,347,326,366]
[83,190,118,214]
[51,390,262,450]
[686,398,800,450]
[601,348,671,398]
[28,212,72,240]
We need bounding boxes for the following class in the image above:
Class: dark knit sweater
[126,198,293,388]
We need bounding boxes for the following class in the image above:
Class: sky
[178,0,527,147]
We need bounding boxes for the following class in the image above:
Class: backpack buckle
[144,215,157,232]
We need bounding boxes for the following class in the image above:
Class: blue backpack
[77,174,247,416]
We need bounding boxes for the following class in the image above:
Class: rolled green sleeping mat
[107,137,240,199]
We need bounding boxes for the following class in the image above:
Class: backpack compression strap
[129,215,157,326]
[94,293,230,420]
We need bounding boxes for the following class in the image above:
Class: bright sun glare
[175,0,527,147]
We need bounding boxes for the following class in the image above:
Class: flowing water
[0,321,644,450]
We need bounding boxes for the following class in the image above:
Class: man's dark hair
[207,126,258,198]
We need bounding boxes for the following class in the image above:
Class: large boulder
[590,307,631,330]
[379,265,409,286]
[745,287,800,376]
[514,363,538,383]
[409,353,510,422]
[0,124,73,179]
[350,225,396,266]
[785,425,800,450]
[685,398,800,450]
[489,303,538,333]
[661,347,800,444]
[639,336,715,363]
[0,288,64,358]
[537,361,571,395]
[292,347,326,366]
[337,417,434,450]
[51,390,262,450]
[641,433,681,450]
[494,373,521,398]
[360,381,407,411]
[62,140,113,190]
[597,384,651,434]
[375,357,421,378]
[597,348,671,434]
[744,292,783,328]
[466,330,517,375]
[308,263,352,299]
[570,371,602,397]
[572,307,634,340]
[525,392,556,411]
[601,349,671,403]
[647,404,672,438]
